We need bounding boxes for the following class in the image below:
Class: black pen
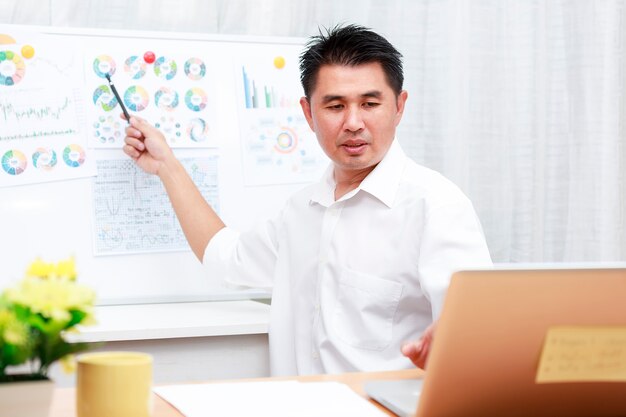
[105,73,130,123]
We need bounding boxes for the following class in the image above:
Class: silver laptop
[366,266,626,417]
[364,379,423,417]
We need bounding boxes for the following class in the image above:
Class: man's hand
[401,322,436,369]
[123,116,173,175]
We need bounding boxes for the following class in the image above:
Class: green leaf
[66,310,87,329]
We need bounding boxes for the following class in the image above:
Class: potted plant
[0,257,96,417]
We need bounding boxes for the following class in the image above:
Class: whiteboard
[0,25,329,304]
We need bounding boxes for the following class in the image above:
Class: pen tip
[105,73,111,81]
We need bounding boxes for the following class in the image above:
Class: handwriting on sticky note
[536,326,626,383]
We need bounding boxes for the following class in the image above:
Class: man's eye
[327,104,343,110]
[364,102,380,108]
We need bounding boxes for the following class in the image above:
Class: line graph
[1,97,71,122]
[0,90,80,141]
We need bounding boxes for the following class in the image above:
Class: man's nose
[343,106,365,132]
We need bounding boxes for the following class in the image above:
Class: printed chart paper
[0,29,95,187]
[85,37,219,149]
[237,50,328,186]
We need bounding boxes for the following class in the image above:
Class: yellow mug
[76,351,153,417]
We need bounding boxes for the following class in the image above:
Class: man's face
[300,62,408,178]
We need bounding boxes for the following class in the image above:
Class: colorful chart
[274,127,298,153]
[155,116,182,143]
[92,85,118,111]
[124,55,147,79]
[93,115,122,144]
[93,55,116,78]
[1,149,27,175]
[187,118,210,142]
[0,50,26,86]
[32,147,57,171]
[185,88,207,112]
[123,85,149,111]
[154,87,179,111]
[184,57,206,80]
[62,144,86,168]
[240,64,300,109]
[154,56,177,80]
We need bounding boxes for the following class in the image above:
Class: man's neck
[333,165,376,200]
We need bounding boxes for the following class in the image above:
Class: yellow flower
[1,257,97,380]
[0,308,29,346]
[25,256,77,281]
[54,257,77,281]
[60,354,77,374]
[5,276,96,323]
[25,257,54,279]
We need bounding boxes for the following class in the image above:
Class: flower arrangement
[0,257,96,382]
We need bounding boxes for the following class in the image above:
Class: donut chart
[93,55,116,78]
[0,50,26,86]
[155,116,182,143]
[154,87,179,111]
[185,88,207,112]
[124,55,147,79]
[93,115,122,144]
[92,85,118,111]
[154,56,177,80]
[187,118,210,142]
[123,85,149,111]
[62,144,86,168]
[274,127,298,154]
[2,149,27,175]
[32,147,57,171]
[184,57,206,80]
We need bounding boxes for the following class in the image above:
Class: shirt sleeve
[417,197,493,320]
[202,215,280,291]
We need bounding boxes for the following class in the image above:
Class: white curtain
[2,0,625,263]
[403,1,626,262]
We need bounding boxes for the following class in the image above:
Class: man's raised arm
[123,116,225,261]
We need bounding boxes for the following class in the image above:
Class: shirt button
[314,304,320,312]
[312,351,319,359]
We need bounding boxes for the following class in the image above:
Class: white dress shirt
[204,140,492,376]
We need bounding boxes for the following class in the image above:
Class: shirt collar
[310,139,406,208]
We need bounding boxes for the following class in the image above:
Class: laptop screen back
[416,267,626,417]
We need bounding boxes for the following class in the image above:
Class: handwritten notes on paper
[536,326,626,383]
[92,156,219,255]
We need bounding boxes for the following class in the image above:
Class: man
[123,24,492,375]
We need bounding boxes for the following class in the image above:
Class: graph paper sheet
[92,156,219,255]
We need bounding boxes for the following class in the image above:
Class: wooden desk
[50,368,424,416]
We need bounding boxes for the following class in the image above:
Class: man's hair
[299,24,404,98]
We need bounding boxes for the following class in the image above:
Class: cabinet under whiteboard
[92,157,219,255]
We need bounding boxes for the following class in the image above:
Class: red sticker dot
[143,51,155,64]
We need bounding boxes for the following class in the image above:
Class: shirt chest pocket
[332,268,404,351]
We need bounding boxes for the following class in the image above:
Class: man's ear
[394,90,408,126]
[300,97,315,132]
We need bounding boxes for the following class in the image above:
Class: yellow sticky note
[536,326,626,383]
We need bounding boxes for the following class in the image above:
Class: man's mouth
[341,140,368,155]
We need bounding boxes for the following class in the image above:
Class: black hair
[299,24,404,98]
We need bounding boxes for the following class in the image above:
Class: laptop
[365,266,626,417]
